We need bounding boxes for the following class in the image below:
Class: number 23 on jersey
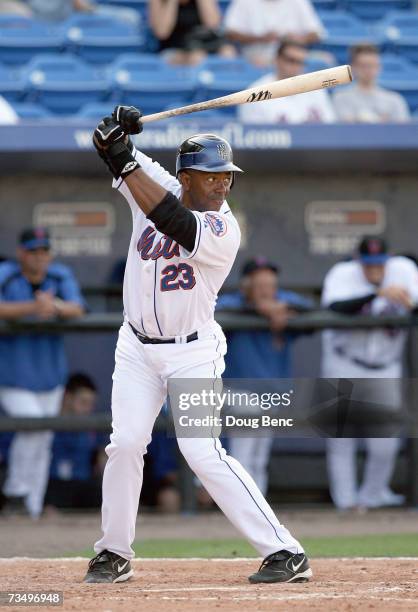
[160,263,196,292]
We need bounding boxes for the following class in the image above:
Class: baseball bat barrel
[140,64,352,124]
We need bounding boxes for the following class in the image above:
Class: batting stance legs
[94,322,303,560]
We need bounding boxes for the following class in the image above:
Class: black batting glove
[93,115,125,150]
[112,105,143,135]
[93,116,140,180]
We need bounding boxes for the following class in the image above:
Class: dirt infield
[0,558,417,611]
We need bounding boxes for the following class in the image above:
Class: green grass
[69,533,418,559]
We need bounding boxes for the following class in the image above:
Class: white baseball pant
[0,386,63,518]
[94,321,303,559]
[322,351,402,509]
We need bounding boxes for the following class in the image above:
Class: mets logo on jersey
[204,212,227,237]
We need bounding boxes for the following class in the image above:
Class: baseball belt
[129,322,198,345]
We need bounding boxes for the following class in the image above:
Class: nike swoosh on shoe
[291,558,306,573]
[117,561,129,573]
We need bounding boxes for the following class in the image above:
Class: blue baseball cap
[358,236,389,265]
[19,227,51,251]
[241,257,281,277]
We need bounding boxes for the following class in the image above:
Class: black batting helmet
[176,134,243,179]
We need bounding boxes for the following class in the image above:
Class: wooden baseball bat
[140,64,352,124]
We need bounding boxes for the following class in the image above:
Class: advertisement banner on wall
[33,202,115,257]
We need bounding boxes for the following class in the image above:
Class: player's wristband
[105,141,141,180]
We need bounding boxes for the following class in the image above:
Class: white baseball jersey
[113,148,241,337]
[321,257,418,369]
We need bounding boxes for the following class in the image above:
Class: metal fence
[0,310,417,510]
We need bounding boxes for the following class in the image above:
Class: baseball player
[321,237,418,510]
[83,106,312,584]
[0,228,85,518]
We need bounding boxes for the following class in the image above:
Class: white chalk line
[160,595,418,603]
[0,556,417,562]
[126,585,417,595]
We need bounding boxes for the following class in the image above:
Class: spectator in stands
[217,257,313,495]
[149,0,236,65]
[321,236,418,510]
[0,1,31,16]
[26,0,140,26]
[239,40,336,124]
[225,0,324,67]
[0,96,18,125]
[44,373,107,510]
[0,228,85,518]
[333,44,410,123]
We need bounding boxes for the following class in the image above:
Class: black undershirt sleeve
[328,293,376,314]
[146,191,197,252]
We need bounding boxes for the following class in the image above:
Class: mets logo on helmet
[205,212,227,237]
[217,143,229,161]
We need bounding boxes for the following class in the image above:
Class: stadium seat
[378,54,418,112]
[12,102,52,119]
[23,54,109,115]
[63,14,145,64]
[110,54,198,114]
[316,10,382,63]
[97,0,148,21]
[0,16,64,66]
[380,53,418,79]
[304,53,336,73]
[345,1,412,23]
[196,57,265,104]
[110,52,164,72]
[380,76,418,112]
[378,11,418,64]
[0,62,25,102]
[312,0,338,9]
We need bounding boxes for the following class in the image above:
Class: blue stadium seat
[312,0,338,9]
[12,102,52,119]
[380,53,418,79]
[97,0,148,21]
[378,54,418,112]
[76,102,115,119]
[378,11,418,64]
[304,53,336,73]
[110,54,198,114]
[196,57,265,104]
[63,14,145,64]
[0,62,25,102]
[345,1,412,23]
[379,75,418,112]
[0,16,64,65]
[23,54,109,115]
[110,52,163,72]
[316,10,382,63]
[95,0,158,52]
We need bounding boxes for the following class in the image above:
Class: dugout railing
[0,310,417,510]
